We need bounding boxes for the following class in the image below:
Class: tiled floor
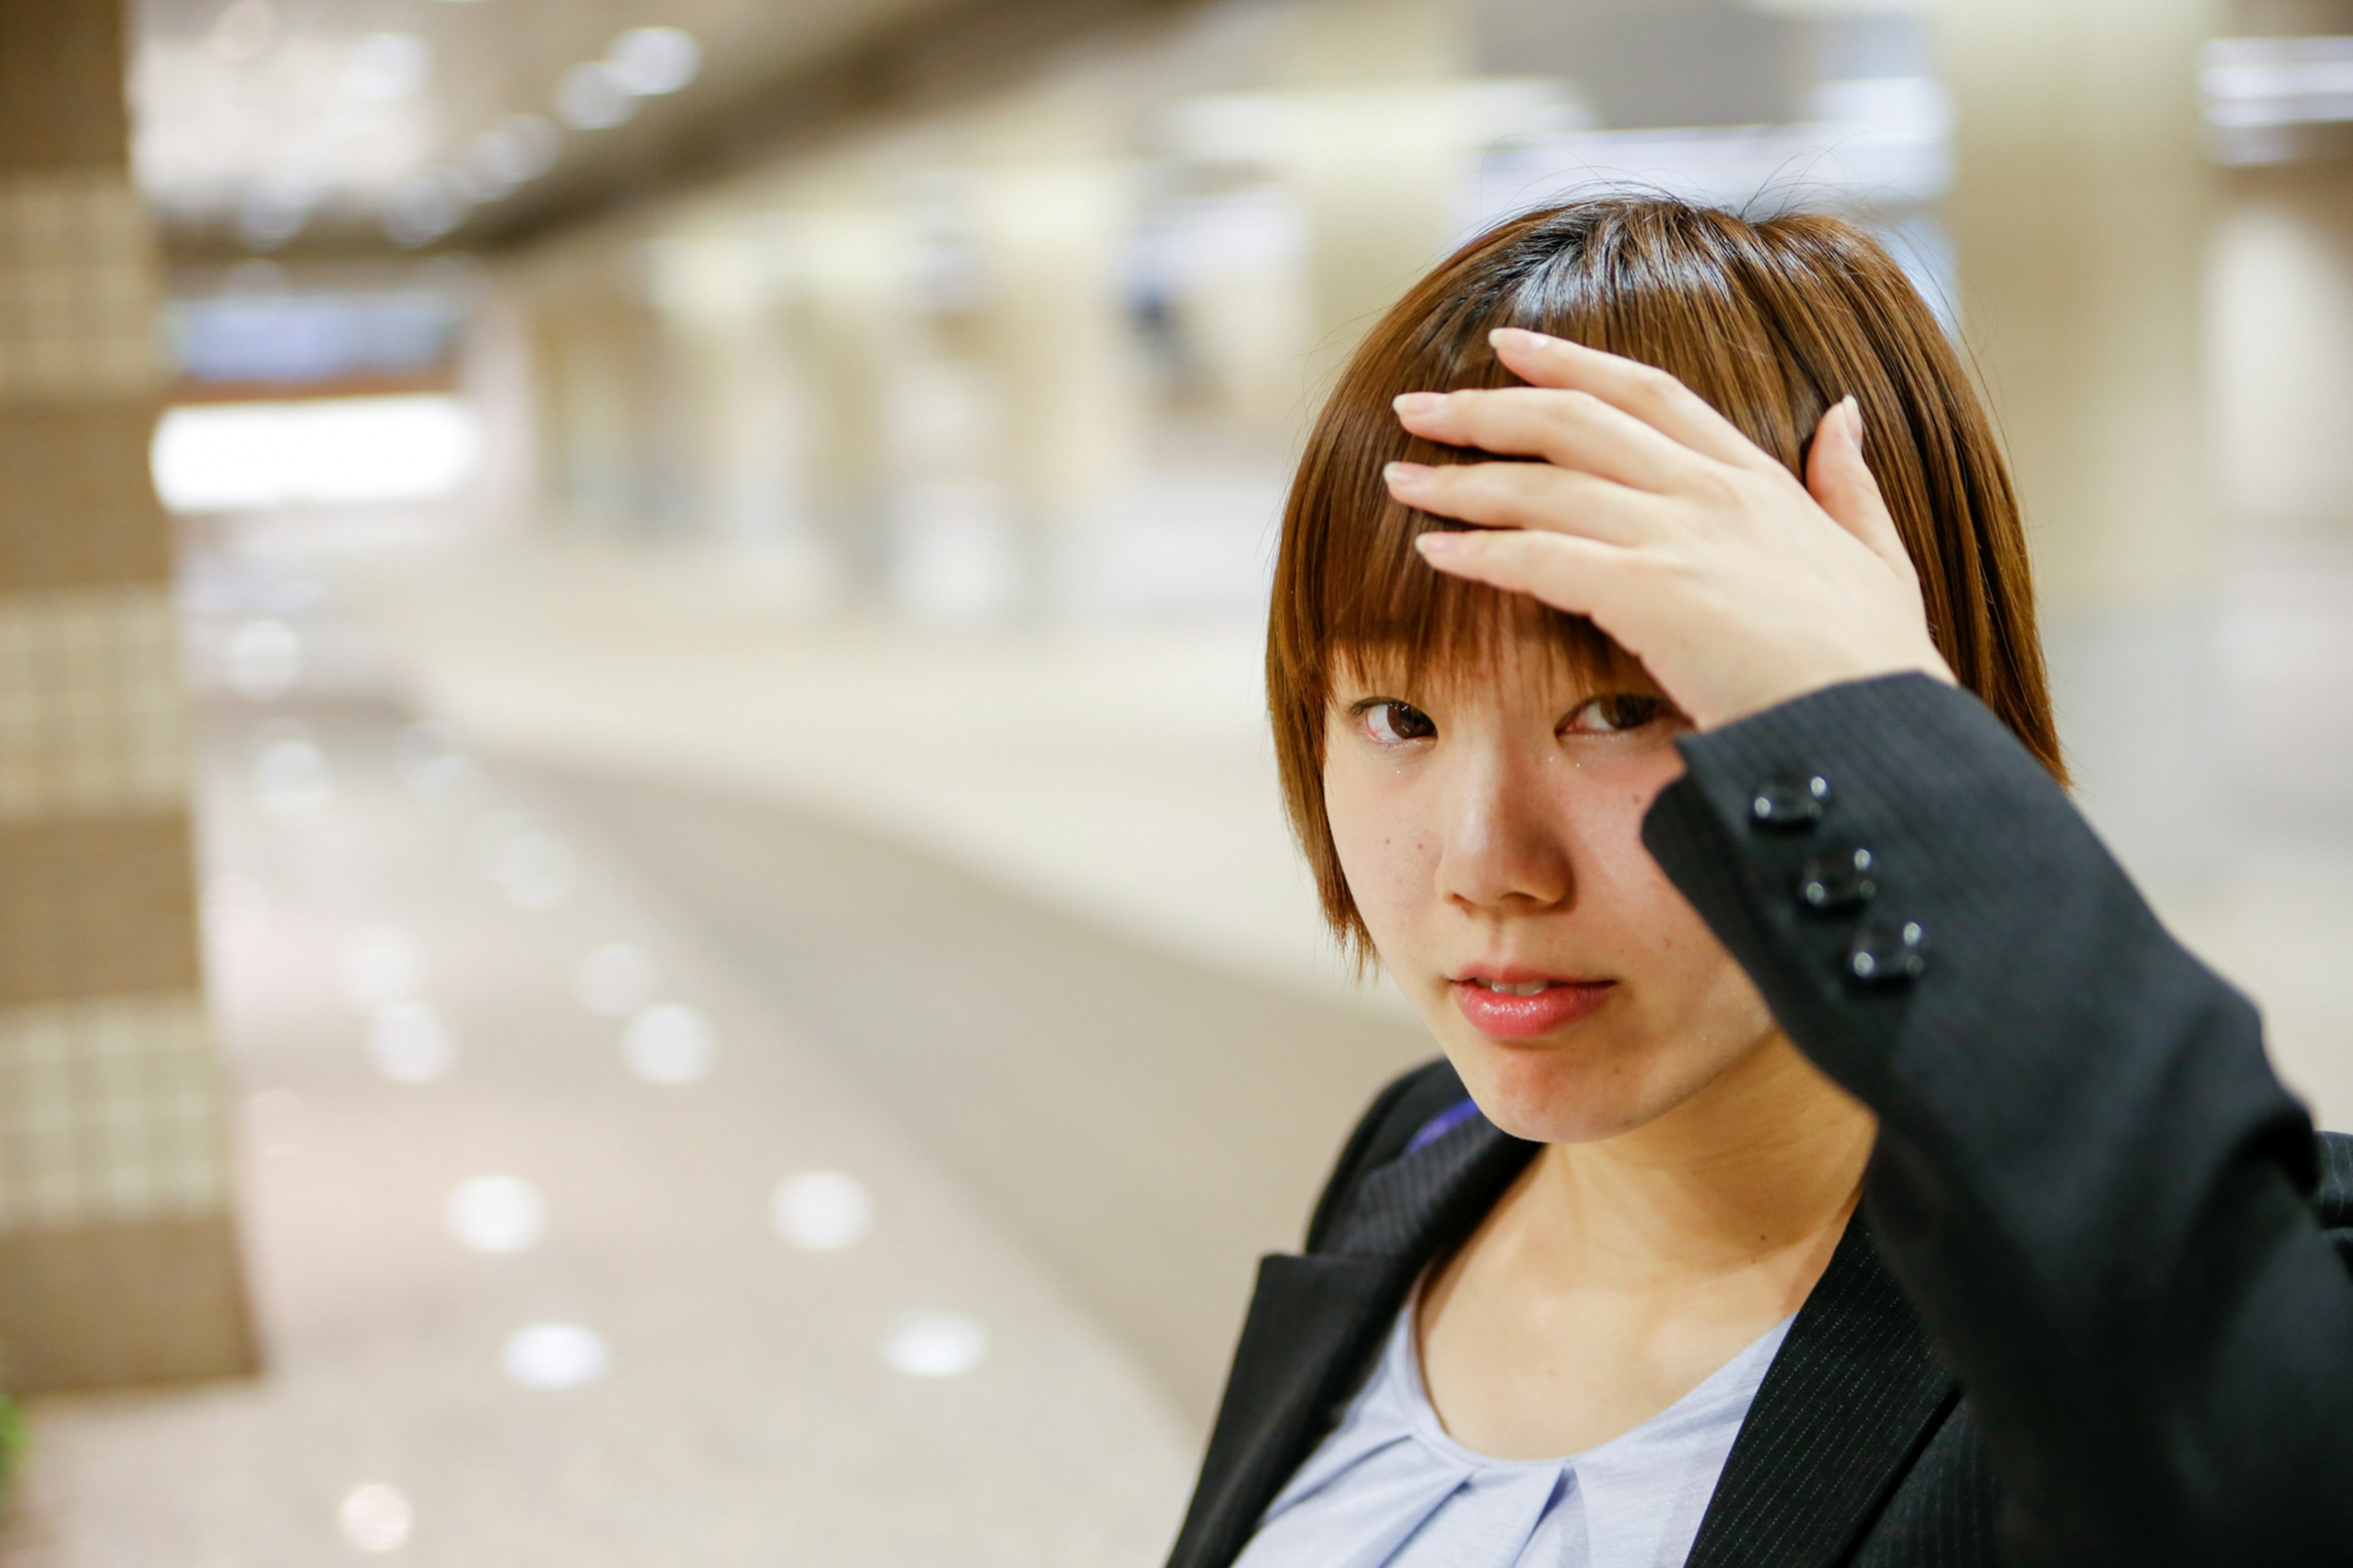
[6,667,1194,1564]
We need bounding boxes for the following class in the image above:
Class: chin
[1440,1028,1675,1146]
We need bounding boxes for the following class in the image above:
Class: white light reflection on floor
[621,1002,714,1083]
[343,927,425,1010]
[368,1001,457,1082]
[880,1311,988,1378]
[572,942,657,1017]
[771,1171,873,1250]
[393,719,479,797]
[224,618,301,700]
[501,1323,610,1388]
[337,1483,414,1553]
[254,734,332,815]
[446,1175,546,1252]
[472,811,575,909]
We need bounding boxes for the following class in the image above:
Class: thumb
[1806,397,1914,579]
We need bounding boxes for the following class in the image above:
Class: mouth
[1447,971,1617,1040]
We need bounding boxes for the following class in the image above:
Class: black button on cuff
[1750,775,1830,830]
[1846,920,1927,987]
[1800,847,1877,913]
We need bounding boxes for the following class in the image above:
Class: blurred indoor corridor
[4,0,2353,1562]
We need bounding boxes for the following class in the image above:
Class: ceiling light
[384,175,464,246]
[558,62,635,129]
[468,114,558,187]
[2200,36,2353,127]
[349,33,433,102]
[235,193,311,252]
[606,27,700,96]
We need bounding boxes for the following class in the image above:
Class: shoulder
[1303,1058,1472,1253]
[2313,1131,2353,1233]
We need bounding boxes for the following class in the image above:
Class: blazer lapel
[1165,1119,1538,1568]
[1685,1217,1957,1568]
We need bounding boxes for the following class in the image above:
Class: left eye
[1565,694,1665,734]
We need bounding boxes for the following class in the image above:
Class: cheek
[1551,756,1684,926]
[1321,754,1437,948]
[1566,766,1775,1029]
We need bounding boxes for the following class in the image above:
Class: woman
[1165,198,2353,1568]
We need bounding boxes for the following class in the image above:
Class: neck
[1525,1034,1876,1287]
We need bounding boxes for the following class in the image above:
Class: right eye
[1359,700,1436,746]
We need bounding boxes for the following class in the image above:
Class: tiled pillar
[0,4,255,1389]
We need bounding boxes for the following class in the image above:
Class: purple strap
[1403,1096,1480,1156]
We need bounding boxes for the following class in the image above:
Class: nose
[1434,742,1573,915]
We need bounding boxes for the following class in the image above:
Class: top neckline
[1391,1286,1797,1472]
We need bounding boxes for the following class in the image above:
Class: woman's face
[1323,634,1784,1145]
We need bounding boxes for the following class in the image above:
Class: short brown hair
[1268,197,2064,956]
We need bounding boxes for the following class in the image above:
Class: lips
[1449,973,1616,1040]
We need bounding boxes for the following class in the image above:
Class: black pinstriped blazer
[1167,676,2353,1568]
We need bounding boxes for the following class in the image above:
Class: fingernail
[1414,531,1460,555]
[1489,327,1549,351]
[1841,393,1863,434]
[1393,392,1444,417]
[1384,461,1428,486]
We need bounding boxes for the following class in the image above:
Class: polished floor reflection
[10,645,1192,1564]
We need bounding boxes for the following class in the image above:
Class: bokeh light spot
[338,1483,413,1552]
[501,1323,609,1388]
[621,1003,714,1083]
[880,1311,988,1378]
[771,1171,873,1250]
[447,1175,545,1252]
[368,1002,457,1083]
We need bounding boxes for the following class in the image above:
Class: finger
[1805,398,1915,580]
[1393,386,1707,494]
[1384,459,1659,545]
[1412,528,1633,623]
[1488,328,1764,469]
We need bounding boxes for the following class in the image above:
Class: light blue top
[1233,1289,1793,1568]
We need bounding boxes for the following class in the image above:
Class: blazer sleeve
[1641,672,2353,1568]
